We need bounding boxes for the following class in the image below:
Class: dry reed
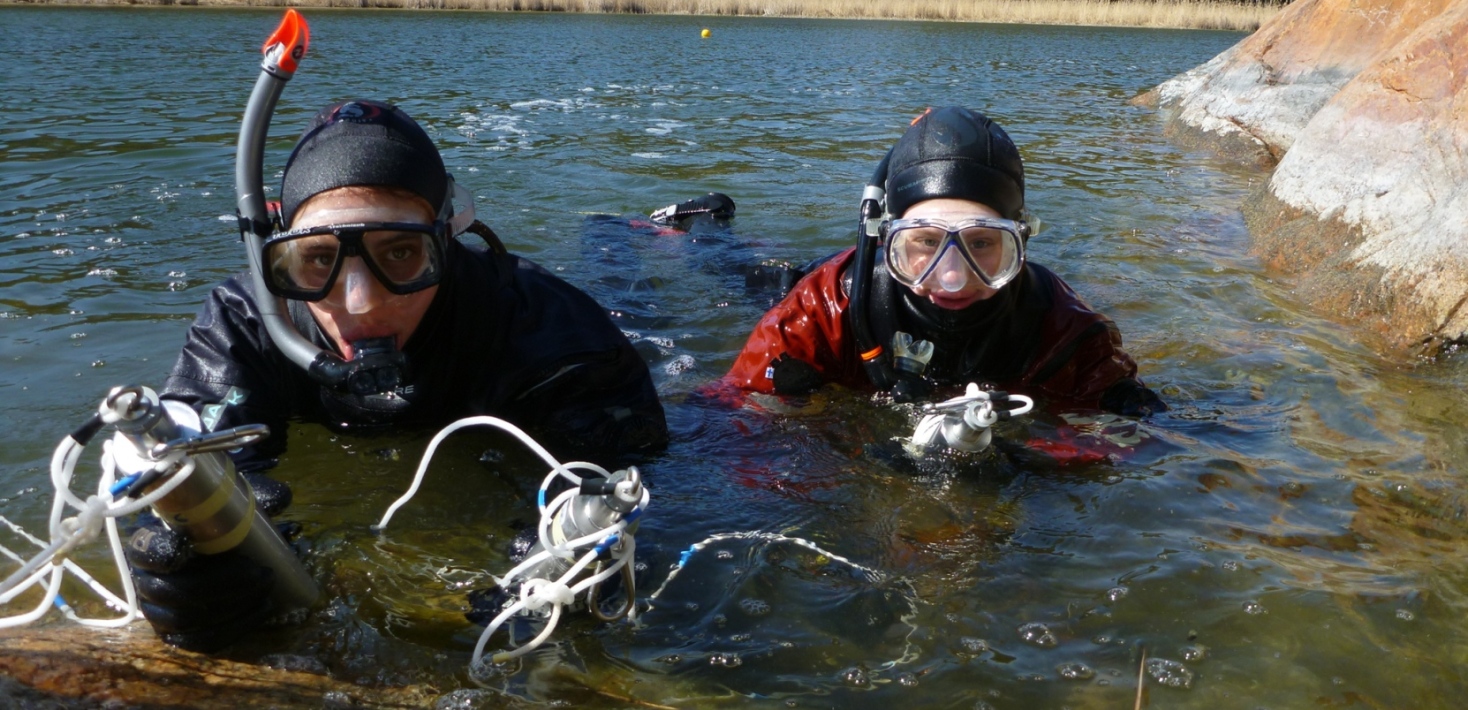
[33,0,1281,31]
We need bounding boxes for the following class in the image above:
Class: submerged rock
[1141,0,1468,355]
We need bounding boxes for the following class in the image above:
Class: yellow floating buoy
[701,28,711,39]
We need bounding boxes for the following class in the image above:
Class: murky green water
[4,6,1468,707]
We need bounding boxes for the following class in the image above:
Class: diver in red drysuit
[725,107,1165,419]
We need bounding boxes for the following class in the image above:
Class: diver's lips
[337,329,398,359]
[927,292,985,310]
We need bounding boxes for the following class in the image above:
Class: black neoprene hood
[884,107,1026,220]
[279,100,448,227]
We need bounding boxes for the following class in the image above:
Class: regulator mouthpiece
[306,336,407,395]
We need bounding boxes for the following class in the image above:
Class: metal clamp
[149,423,270,459]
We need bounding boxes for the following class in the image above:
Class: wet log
[0,624,436,709]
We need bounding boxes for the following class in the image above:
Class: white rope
[373,415,647,674]
[0,433,197,628]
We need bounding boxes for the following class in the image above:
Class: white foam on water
[631,152,666,159]
[645,119,686,136]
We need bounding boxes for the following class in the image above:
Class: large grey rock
[1147,0,1468,354]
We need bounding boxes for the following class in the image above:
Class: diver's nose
[340,258,385,314]
[933,247,971,293]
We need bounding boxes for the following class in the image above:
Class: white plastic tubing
[0,406,196,629]
[374,416,647,670]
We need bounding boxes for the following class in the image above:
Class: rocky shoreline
[1140,0,1468,357]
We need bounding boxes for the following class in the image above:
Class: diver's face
[291,188,440,360]
[899,198,1004,310]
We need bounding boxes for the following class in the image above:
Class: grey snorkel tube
[234,12,406,397]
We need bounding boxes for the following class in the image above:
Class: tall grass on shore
[37,0,1281,32]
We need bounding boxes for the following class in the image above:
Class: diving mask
[883,217,1027,292]
[263,221,447,301]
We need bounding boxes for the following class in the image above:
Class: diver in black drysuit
[164,235,668,473]
[126,99,668,652]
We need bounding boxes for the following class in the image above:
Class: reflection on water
[4,6,1468,707]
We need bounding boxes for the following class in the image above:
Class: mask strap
[445,178,475,237]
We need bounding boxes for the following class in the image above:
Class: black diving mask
[262,221,447,301]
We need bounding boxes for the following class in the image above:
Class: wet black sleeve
[500,265,668,466]
[160,276,300,472]
[1100,377,1168,417]
[527,341,668,465]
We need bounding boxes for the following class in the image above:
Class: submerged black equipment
[649,192,736,226]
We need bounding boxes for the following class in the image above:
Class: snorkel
[234,11,409,396]
[851,149,934,401]
[850,148,897,391]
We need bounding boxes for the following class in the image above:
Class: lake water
[4,6,1468,708]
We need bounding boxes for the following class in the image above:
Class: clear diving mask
[882,216,1027,293]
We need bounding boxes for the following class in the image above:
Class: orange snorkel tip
[262,8,310,77]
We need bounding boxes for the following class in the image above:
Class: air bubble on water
[87,268,117,278]
[322,691,355,709]
[730,632,751,642]
[168,281,186,291]
[1181,645,1208,662]
[715,549,734,560]
[91,360,105,368]
[709,652,742,668]
[897,672,918,687]
[1243,601,1265,615]
[467,656,513,686]
[1057,662,1095,680]
[53,248,74,256]
[168,270,186,278]
[1145,657,1194,689]
[1223,560,1240,571]
[713,613,727,627]
[1092,635,1111,645]
[739,598,771,616]
[684,602,699,611]
[1395,609,1414,621]
[70,333,86,339]
[959,636,988,654]
[434,688,499,710]
[841,667,870,686]
[1018,621,1058,647]
[654,654,681,664]
[260,653,329,675]
[1106,586,1128,602]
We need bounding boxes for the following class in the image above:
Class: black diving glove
[124,472,297,653]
